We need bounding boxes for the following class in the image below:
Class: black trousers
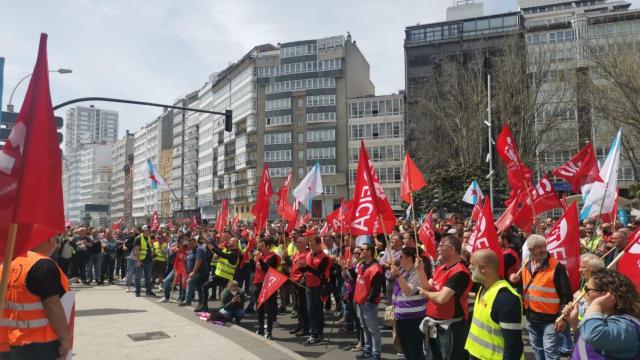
[254,283,277,333]
[201,276,229,308]
[294,284,309,331]
[10,340,59,360]
[396,318,426,360]
[101,255,116,282]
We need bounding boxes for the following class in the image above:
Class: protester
[354,242,384,360]
[570,269,640,359]
[390,246,426,360]
[101,229,118,284]
[286,235,310,337]
[218,280,247,324]
[134,225,156,297]
[200,234,241,312]
[4,237,72,360]
[380,234,403,303]
[181,236,208,307]
[418,234,471,360]
[252,238,280,340]
[302,235,330,345]
[603,230,628,268]
[465,249,523,360]
[152,230,168,286]
[510,234,572,360]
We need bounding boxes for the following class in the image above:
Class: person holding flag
[252,238,280,340]
[300,234,330,345]
[509,234,572,360]
[417,234,471,360]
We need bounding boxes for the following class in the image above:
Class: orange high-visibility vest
[0,264,8,353]
[6,251,70,346]
[522,256,561,315]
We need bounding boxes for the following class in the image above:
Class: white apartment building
[64,105,118,153]
[63,143,113,225]
[110,131,134,224]
[348,93,405,212]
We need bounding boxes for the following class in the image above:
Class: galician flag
[142,159,170,192]
[293,163,323,210]
[462,180,484,205]
[581,129,622,220]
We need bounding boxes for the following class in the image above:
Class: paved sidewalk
[72,283,304,360]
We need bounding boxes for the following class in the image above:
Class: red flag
[618,228,640,291]
[250,165,273,233]
[150,211,160,231]
[277,170,293,218]
[468,198,504,277]
[65,219,73,228]
[0,34,65,259]
[111,218,123,231]
[285,201,299,233]
[496,125,533,192]
[506,175,562,232]
[242,231,257,264]
[552,143,602,193]
[319,222,329,236]
[345,141,396,235]
[545,203,581,292]
[231,215,240,234]
[325,207,343,233]
[257,267,289,309]
[471,201,483,223]
[298,213,311,227]
[214,199,229,235]
[495,196,519,233]
[401,153,427,204]
[190,215,197,231]
[418,210,437,260]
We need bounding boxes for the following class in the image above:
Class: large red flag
[214,199,229,235]
[257,267,289,309]
[0,34,64,259]
[496,125,533,193]
[401,153,427,204]
[111,218,123,231]
[618,228,640,291]
[150,211,160,231]
[345,141,396,235]
[545,203,581,292]
[501,175,562,233]
[552,143,602,193]
[231,215,240,234]
[468,198,504,277]
[250,165,273,233]
[326,207,343,233]
[276,170,292,217]
[418,210,437,260]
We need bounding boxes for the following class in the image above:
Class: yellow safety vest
[286,242,297,257]
[138,235,151,261]
[153,242,168,262]
[214,249,238,281]
[465,280,524,360]
[272,245,284,271]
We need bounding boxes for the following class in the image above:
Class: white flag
[462,180,484,205]
[581,129,622,220]
[137,159,170,192]
[293,163,323,210]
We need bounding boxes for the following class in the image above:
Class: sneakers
[264,332,273,340]
[157,298,169,303]
[302,336,323,345]
[125,288,133,293]
[355,351,371,359]
[351,343,364,352]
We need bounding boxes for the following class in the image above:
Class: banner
[545,203,581,292]
[257,268,289,309]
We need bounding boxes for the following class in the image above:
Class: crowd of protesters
[53,215,640,360]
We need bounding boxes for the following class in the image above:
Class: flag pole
[0,223,18,311]
[411,192,419,240]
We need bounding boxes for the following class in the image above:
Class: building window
[297,115,305,126]
[307,165,336,175]
[298,150,305,161]
[307,147,336,160]
[298,99,305,108]
[323,185,337,195]
[264,132,292,145]
[307,129,336,142]
[307,95,336,107]
[268,167,291,178]
[298,133,305,144]
[264,150,292,162]
[266,115,292,127]
[306,112,336,123]
[298,168,304,179]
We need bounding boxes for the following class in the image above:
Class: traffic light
[224,109,233,132]
[1,111,63,144]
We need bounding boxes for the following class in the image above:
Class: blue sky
[1,0,637,136]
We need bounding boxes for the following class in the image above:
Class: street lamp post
[6,68,72,112]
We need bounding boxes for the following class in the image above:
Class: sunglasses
[584,286,602,293]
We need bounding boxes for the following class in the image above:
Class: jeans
[306,287,324,338]
[125,258,136,286]
[219,307,246,322]
[10,340,60,360]
[163,270,175,300]
[115,253,126,278]
[527,319,560,360]
[134,259,154,295]
[101,254,116,283]
[357,302,381,358]
[558,326,573,354]
[426,319,468,360]
[396,318,426,360]
[186,272,205,305]
[87,253,102,282]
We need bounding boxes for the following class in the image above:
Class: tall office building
[348,93,405,212]
[170,91,199,214]
[519,0,638,187]
[255,34,374,217]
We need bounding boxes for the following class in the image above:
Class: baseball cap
[141,225,149,231]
